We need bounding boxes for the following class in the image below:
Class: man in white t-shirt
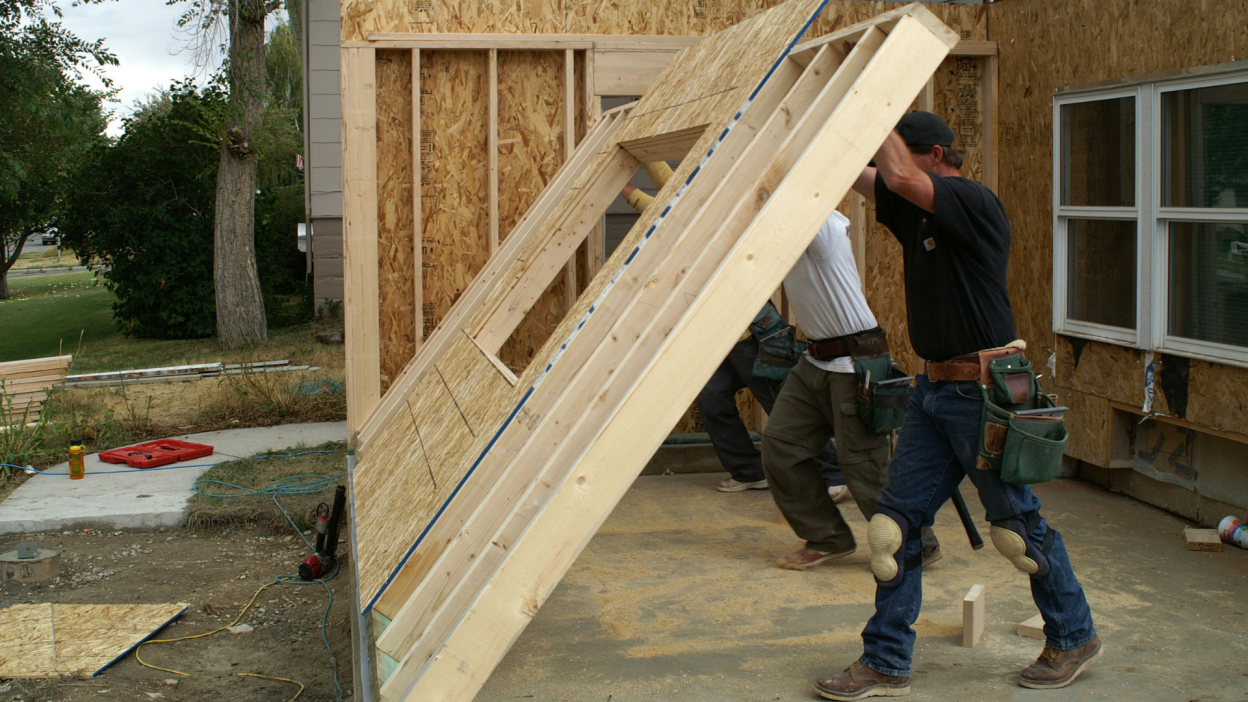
[764,211,940,570]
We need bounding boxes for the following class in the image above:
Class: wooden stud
[1017,613,1046,641]
[850,193,868,290]
[563,49,577,311]
[963,584,985,648]
[359,33,699,51]
[584,48,603,277]
[916,75,935,113]
[488,49,499,254]
[1184,527,1222,552]
[980,55,999,193]
[342,47,381,445]
[412,49,423,345]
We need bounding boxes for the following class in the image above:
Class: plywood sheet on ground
[0,603,187,678]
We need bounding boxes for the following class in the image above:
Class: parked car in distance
[40,218,60,245]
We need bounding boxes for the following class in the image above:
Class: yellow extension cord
[134,579,305,701]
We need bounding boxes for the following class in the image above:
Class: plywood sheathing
[0,603,187,678]
[496,50,573,372]
[419,51,490,343]
[990,0,1248,454]
[376,49,417,392]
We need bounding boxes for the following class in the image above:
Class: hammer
[950,488,984,550]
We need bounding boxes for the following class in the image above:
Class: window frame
[1052,86,1144,346]
[1053,62,1248,365]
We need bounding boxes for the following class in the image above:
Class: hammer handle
[951,488,984,550]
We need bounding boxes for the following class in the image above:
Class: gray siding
[308,0,342,221]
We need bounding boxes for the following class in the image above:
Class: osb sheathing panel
[419,51,490,341]
[497,50,572,372]
[376,49,417,392]
[1056,386,1107,466]
[353,331,516,596]
[0,603,186,678]
[991,0,1248,431]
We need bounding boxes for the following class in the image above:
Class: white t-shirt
[783,211,879,374]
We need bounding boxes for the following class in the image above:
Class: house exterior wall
[309,0,343,307]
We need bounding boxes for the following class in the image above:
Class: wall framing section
[341,3,960,700]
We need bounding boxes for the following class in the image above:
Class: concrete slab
[0,421,346,534]
[479,474,1248,701]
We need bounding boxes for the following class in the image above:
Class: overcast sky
[56,1,285,135]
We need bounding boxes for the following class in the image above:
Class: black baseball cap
[896,111,955,148]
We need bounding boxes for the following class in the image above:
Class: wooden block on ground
[963,584,985,648]
[1184,527,1222,551]
[1018,613,1045,640]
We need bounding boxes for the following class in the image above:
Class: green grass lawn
[1,271,342,373]
[0,271,119,362]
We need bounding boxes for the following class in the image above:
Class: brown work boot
[1018,635,1102,689]
[815,660,910,700]
[776,545,855,571]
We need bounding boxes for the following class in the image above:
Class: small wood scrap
[1017,613,1045,640]
[963,584,985,648]
[0,603,187,678]
[1184,527,1222,552]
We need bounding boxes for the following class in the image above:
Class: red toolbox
[98,440,215,469]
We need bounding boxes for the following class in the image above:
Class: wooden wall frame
[342,3,960,700]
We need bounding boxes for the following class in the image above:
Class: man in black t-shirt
[812,112,1099,701]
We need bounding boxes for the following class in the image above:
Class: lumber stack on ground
[0,355,71,426]
[342,2,960,699]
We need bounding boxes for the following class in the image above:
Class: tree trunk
[0,270,9,300]
[214,0,269,349]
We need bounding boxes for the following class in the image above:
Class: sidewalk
[0,421,346,535]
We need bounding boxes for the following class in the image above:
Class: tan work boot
[815,660,910,700]
[1018,635,1102,689]
[776,545,855,571]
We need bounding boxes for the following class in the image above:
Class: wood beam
[981,55,999,193]
[563,49,577,312]
[618,124,708,163]
[342,47,381,445]
[488,49,499,254]
[412,49,423,345]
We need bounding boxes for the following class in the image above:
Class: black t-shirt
[874,172,1017,362]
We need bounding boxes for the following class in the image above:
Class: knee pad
[868,506,921,588]
[990,514,1054,579]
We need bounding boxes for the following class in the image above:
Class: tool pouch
[750,301,806,381]
[852,331,912,434]
[976,356,1067,485]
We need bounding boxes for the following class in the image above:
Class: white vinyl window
[1054,62,1248,365]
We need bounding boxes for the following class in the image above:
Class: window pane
[1168,221,1248,348]
[1061,97,1136,207]
[1163,82,1248,208]
[1067,219,1137,329]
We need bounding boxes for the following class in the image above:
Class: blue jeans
[860,377,1096,678]
[698,338,839,483]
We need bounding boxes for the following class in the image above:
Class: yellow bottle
[69,442,85,480]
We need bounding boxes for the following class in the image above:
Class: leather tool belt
[808,327,887,362]
[925,347,1020,388]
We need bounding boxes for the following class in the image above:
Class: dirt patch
[0,527,354,702]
